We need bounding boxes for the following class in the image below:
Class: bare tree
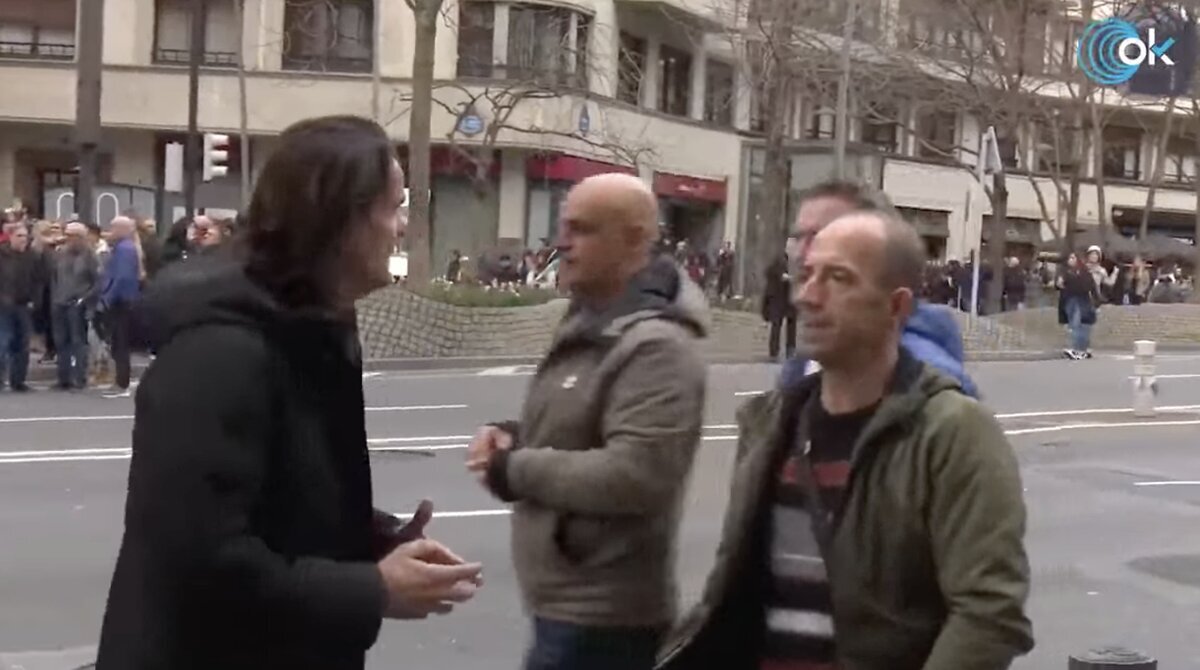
[405,0,443,285]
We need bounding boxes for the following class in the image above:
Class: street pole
[75,0,105,225]
[833,0,858,180]
[184,0,206,218]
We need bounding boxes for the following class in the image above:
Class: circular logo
[1077,18,1141,84]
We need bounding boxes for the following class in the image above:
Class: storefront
[897,207,949,260]
[525,154,637,249]
[653,171,727,252]
[981,215,1041,263]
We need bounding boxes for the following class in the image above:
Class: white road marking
[1126,374,1200,380]
[995,405,1200,419]
[735,391,765,397]
[1005,419,1200,436]
[478,366,525,376]
[1133,480,1200,487]
[368,435,474,443]
[416,509,513,519]
[0,404,468,425]
[363,372,383,379]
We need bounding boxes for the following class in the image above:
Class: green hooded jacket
[659,352,1034,670]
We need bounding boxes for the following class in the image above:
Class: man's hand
[377,539,483,619]
[465,425,513,489]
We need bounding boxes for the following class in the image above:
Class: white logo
[562,374,578,389]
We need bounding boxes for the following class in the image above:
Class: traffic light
[203,133,230,182]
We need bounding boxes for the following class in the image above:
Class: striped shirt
[760,399,876,670]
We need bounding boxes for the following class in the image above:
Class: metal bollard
[1069,646,1156,669]
[1132,340,1157,418]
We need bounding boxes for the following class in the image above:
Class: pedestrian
[445,249,463,283]
[1085,245,1117,302]
[49,222,99,390]
[1002,256,1027,311]
[777,180,978,397]
[660,209,1033,670]
[31,220,61,363]
[466,173,708,670]
[0,224,42,391]
[137,217,163,280]
[715,240,735,300]
[1057,251,1100,360]
[99,216,141,398]
[160,216,193,267]
[96,116,483,670]
[762,252,796,360]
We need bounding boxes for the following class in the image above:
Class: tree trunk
[1194,98,1200,276]
[1140,95,1177,243]
[986,167,1009,314]
[236,0,251,211]
[1064,100,1089,254]
[406,0,443,286]
[1091,100,1109,254]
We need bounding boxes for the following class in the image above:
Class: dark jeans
[768,315,797,359]
[0,304,33,387]
[524,618,661,670]
[106,302,133,389]
[52,303,90,388]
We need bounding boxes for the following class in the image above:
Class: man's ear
[891,287,915,323]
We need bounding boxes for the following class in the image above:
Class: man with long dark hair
[98,116,483,670]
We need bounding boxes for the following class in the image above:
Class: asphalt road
[2,355,1200,670]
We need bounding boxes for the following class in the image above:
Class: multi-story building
[0,0,749,267]
[0,0,1193,287]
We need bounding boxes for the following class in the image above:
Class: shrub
[414,280,561,307]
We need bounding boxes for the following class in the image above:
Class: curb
[965,350,1065,362]
[0,646,96,670]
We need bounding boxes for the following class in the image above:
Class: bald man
[100,216,142,396]
[467,173,709,670]
[661,210,1031,670]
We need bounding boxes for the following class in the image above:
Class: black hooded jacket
[97,254,398,670]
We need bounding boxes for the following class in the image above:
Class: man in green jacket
[467,173,709,670]
[659,209,1032,670]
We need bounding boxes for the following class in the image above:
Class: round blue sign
[458,114,485,136]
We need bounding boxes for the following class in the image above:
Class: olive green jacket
[659,353,1034,670]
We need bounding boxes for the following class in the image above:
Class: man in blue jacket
[100,216,142,398]
[779,180,978,397]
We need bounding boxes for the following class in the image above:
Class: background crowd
[0,207,235,395]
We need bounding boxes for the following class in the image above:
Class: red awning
[653,172,727,204]
[527,155,637,183]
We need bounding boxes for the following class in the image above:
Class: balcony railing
[0,41,75,60]
[154,48,239,67]
[281,54,372,74]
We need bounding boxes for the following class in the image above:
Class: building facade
[0,0,1194,285]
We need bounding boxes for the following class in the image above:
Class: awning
[527,155,637,183]
[653,172,727,204]
[982,216,1042,244]
[897,207,949,239]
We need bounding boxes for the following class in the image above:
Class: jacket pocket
[553,513,640,568]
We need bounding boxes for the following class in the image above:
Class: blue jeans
[523,618,661,670]
[52,303,90,388]
[0,304,33,387]
[1066,297,1093,352]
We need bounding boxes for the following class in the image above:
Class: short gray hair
[799,179,901,220]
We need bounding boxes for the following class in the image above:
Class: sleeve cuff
[486,448,520,503]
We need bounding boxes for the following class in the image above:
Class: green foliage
[414,280,560,307]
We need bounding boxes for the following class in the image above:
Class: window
[1031,122,1080,173]
[457,1,494,77]
[283,0,373,73]
[914,109,956,159]
[506,4,590,88]
[658,45,692,116]
[1102,126,1142,180]
[704,60,734,126]
[860,103,898,152]
[154,0,240,67]
[617,32,646,105]
[0,0,75,60]
[1162,137,1195,184]
[806,91,836,140]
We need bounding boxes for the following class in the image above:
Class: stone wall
[988,304,1200,351]
[356,286,1200,361]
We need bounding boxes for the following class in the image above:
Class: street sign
[458,113,484,137]
[164,142,184,193]
[978,126,1003,180]
[578,105,591,136]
